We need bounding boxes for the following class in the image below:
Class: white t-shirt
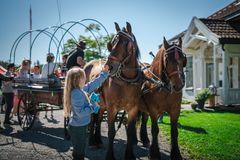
[32,73,42,79]
[41,62,58,78]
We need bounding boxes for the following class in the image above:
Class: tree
[61,23,113,62]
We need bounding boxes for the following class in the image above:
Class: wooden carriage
[14,77,64,130]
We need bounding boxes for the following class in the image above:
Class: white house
[173,1,240,105]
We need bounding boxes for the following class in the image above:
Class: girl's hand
[102,64,109,72]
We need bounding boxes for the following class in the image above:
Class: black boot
[4,113,12,125]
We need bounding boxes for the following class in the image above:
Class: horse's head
[160,37,187,92]
[106,22,140,76]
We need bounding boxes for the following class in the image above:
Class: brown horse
[84,59,107,147]
[102,22,143,160]
[139,37,186,160]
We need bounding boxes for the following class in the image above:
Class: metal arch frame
[48,18,110,58]
[30,25,78,63]
[81,18,110,38]
[54,21,101,63]
[10,30,60,64]
[10,19,110,64]
[81,18,110,56]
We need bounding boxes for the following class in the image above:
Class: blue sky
[0,0,233,65]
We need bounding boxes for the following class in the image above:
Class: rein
[141,45,185,94]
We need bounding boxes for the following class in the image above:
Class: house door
[206,63,214,87]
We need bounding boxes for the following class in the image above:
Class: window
[185,56,193,88]
[228,57,240,88]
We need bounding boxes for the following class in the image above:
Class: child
[32,65,42,79]
[63,65,109,160]
[60,54,68,77]
[18,59,31,78]
[42,53,58,78]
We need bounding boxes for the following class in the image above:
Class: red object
[0,65,7,74]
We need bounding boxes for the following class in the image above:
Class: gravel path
[0,110,173,160]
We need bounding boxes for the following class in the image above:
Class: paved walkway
[0,110,176,160]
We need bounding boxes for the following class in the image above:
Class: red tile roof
[208,0,240,20]
[200,18,240,39]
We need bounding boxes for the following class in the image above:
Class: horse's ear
[114,22,120,32]
[178,37,182,48]
[127,41,134,54]
[122,27,127,33]
[126,22,132,35]
[163,37,169,49]
[107,42,112,52]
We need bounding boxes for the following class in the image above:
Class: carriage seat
[14,76,62,89]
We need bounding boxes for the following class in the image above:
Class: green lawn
[156,110,240,160]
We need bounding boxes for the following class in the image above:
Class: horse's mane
[120,27,141,60]
[132,34,141,60]
[150,46,164,76]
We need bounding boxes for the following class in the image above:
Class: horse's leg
[131,111,139,146]
[88,113,97,147]
[95,108,105,147]
[125,107,138,160]
[149,114,161,160]
[140,112,150,147]
[106,109,117,160]
[170,110,182,160]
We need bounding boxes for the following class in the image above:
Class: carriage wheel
[17,93,37,130]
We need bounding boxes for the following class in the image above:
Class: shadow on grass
[203,106,240,114]
[162,122,208,134]
[178,123,207,134]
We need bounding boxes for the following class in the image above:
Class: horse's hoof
[171,154,182,160]
[171,149,182,160]
[149,156,161,160]
[105,152,116,160]
[125,156,136,160]
[125,152,136,160]
[149,148,161,160]
[142,141,150,148]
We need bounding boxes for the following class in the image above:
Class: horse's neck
[123,54,139,77]
[150,49,164,79]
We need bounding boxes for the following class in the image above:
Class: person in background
[18,59,31,78]
[60,53,68,77]
[63,64,109,160]
[0,71,14,130]
[32,65,41,79]
[66,40,86,70]
[2,63,15,125]
[0,73,14,113]
[41,53,58,78]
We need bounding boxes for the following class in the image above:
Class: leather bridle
[107,31,142,84]
[162,44,186,92]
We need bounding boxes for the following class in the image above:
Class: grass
[155,110,240,160]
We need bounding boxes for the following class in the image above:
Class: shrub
[195,88,211,102]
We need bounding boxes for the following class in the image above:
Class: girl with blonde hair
[64,65,109,160]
